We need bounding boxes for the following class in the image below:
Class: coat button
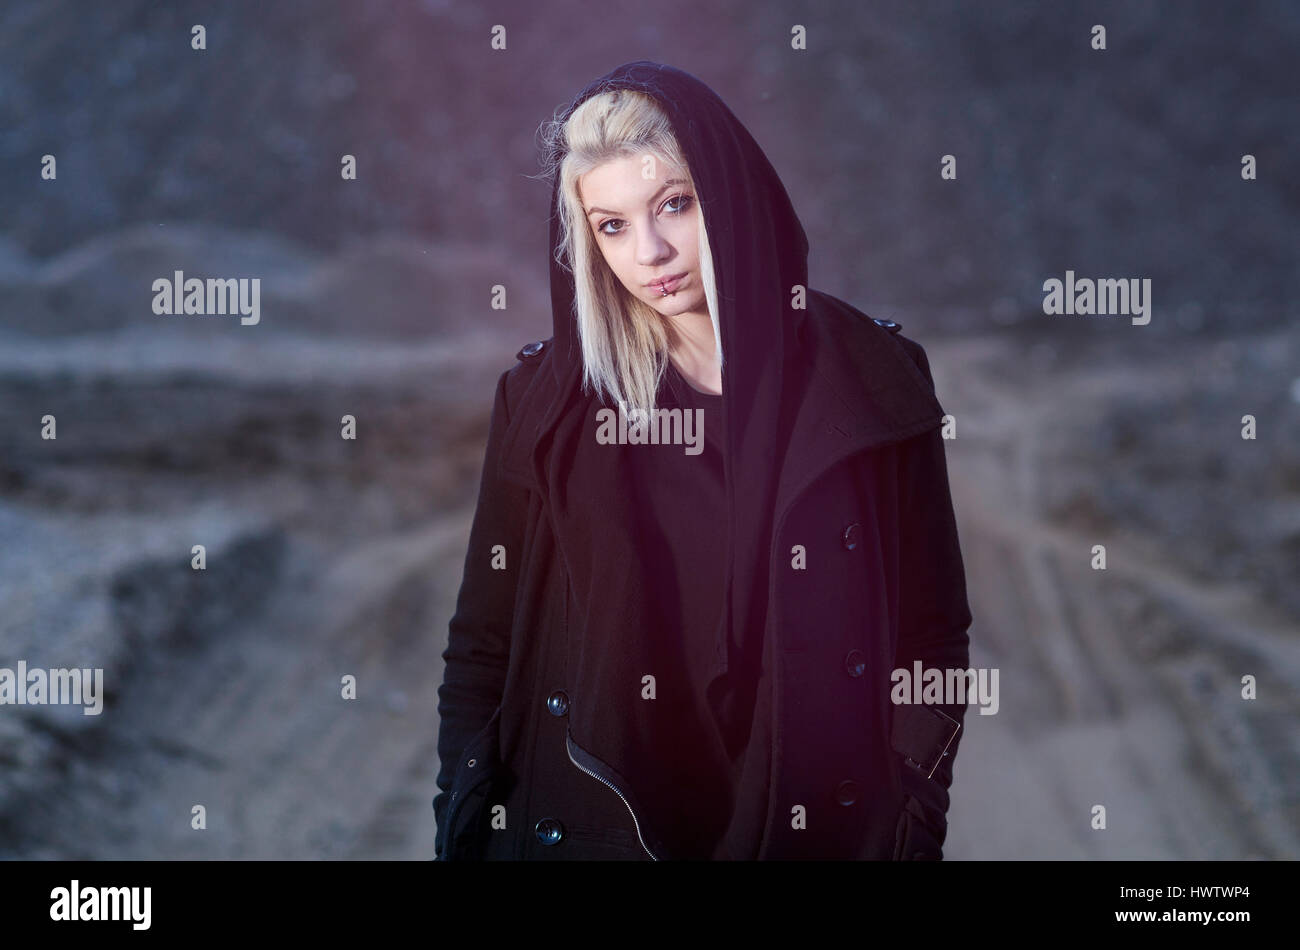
[835,780,860,806]
[844,649,866,677]
[519,340,546,359]
[534,817,565,845]
[842,522,861,550]
[546,689,570,717]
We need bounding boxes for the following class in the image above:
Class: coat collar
[497,290,944,522]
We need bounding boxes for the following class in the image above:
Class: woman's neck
[665,312,723,396]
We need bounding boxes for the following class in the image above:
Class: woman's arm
[433,368,529,858]
[891,339,974,857]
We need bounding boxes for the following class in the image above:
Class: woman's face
[578,153,708,319]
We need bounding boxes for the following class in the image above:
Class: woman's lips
[650,273,686,294]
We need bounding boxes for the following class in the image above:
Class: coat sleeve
[890,338,973,856]
[432,367,529,859]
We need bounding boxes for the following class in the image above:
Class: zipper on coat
[565,732,660,861]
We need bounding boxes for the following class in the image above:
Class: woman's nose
[636,225,672,266]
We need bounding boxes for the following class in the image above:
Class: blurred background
[1,0,1297,859]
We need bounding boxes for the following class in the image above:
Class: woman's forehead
[579,156,692,202]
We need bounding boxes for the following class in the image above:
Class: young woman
[433,60,973,861]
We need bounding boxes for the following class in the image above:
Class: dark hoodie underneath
[624,359,772,860]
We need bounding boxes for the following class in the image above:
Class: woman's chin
[648,293,705,318]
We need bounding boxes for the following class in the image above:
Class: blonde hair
[536,88,721,414]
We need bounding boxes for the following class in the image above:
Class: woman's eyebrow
[585,178,689,217]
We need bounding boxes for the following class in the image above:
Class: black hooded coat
[433,61,973,860]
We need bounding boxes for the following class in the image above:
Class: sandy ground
[936,335,1300,859]
[2,324,1295,860]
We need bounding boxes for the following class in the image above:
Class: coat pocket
[892,795,944,861]
[440,706,505,861]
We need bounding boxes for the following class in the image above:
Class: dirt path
[933,336,1300,859]
[2,499,474,860]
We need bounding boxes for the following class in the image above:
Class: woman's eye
[663,194,693,214]
[598,196,692,236]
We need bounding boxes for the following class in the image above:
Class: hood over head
[544,60,810,388]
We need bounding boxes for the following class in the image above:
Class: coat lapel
[774,291,945,521]
[497,290,945,522]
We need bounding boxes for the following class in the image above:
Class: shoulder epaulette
[516,339,548,361]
